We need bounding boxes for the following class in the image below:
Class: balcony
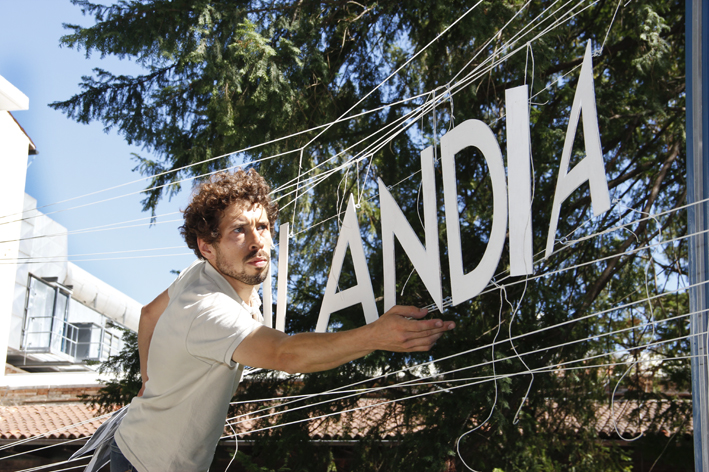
[17,275,124,372]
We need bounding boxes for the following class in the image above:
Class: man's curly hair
[180,169,278,259]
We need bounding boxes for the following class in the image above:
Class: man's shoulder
[174,259,207,284]
[172,260,233,294]
[169,259,259,317]
[168,261,229,303]
[168,259,205,293]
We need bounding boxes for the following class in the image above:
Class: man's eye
[233,227,244,233]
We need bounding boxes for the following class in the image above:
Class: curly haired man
[111,169,455,472]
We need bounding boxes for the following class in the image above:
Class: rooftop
[0,398,693,446]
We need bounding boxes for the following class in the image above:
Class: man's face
[207,202,272,288]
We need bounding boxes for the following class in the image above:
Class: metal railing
[21,316,120,362]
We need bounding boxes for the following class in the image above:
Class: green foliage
[233,451,291,472]
[65,0,692,470]
[82,327,142,414]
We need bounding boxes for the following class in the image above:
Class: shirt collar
[202,260,262,319]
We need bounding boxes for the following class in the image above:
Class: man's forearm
[276,327,375,374]
[232,306,455,374]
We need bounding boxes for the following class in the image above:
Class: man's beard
[214,246,270,286]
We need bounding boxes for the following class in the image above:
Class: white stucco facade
[0,75,141,388]
[0,78,32,377]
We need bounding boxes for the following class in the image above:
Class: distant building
[0,74,140,397]
[8,194,140,372]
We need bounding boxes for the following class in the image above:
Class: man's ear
[197,238,216,262]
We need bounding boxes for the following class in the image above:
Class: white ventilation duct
[64,263,141,332]
[0,75,29,111]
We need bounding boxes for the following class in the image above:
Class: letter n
[379,146,443,312]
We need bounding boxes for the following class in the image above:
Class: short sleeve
[185,294,262,366]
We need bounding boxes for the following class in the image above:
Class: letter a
[545,42,611,258]
[316,195,378,332]
[379,146,443,312]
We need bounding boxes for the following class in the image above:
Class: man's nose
[248,228,265,250]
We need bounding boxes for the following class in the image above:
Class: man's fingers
[401,332,446,351]
[384,305,455,331]
[376,305,455,352]
[407,318,456,332]
[387,305,429,319]
[396,321,454,351]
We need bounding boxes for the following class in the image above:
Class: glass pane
[67,299,104,326]
[62,323,79,358]
[111,333,122,357]
[101,331,121,361]
[72,323,104,360]
[23,278,55,351]
[89,326,102,359]
[100,333,110,361]
[50,292,69,354]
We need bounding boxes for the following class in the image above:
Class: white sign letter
[262,258,273,328]
[262,222,289,330]
[275,222,289,331]
[441,119,508,306]
[316,195,378,332]
[545,42,611,258]
[506,85,534,276]
[379,146,443,312]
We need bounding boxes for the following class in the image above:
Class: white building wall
[0,76,141,388]
[0,110,31,375]
[8,195,141,355]
[10,194,69,351]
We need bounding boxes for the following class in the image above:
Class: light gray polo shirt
[115,259,263,472]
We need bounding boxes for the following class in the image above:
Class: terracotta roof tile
[0,403,105,440]
[593,400,693,437]
[0,399,692,444]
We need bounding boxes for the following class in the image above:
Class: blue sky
[0,0,196,304]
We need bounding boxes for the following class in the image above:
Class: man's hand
[366,305,455,352]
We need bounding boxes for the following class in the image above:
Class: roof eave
[8,111,38,155]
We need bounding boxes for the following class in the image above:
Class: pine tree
[60,1,691,470]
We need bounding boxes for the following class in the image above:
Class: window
[102,329,122,360]
[22,276,70,354]
[63,322,103,360]
[22,275,125,363]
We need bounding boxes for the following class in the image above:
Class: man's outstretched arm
[232,306,455,374]
[138,290,169,396]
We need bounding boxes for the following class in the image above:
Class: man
[112,169,455,472]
